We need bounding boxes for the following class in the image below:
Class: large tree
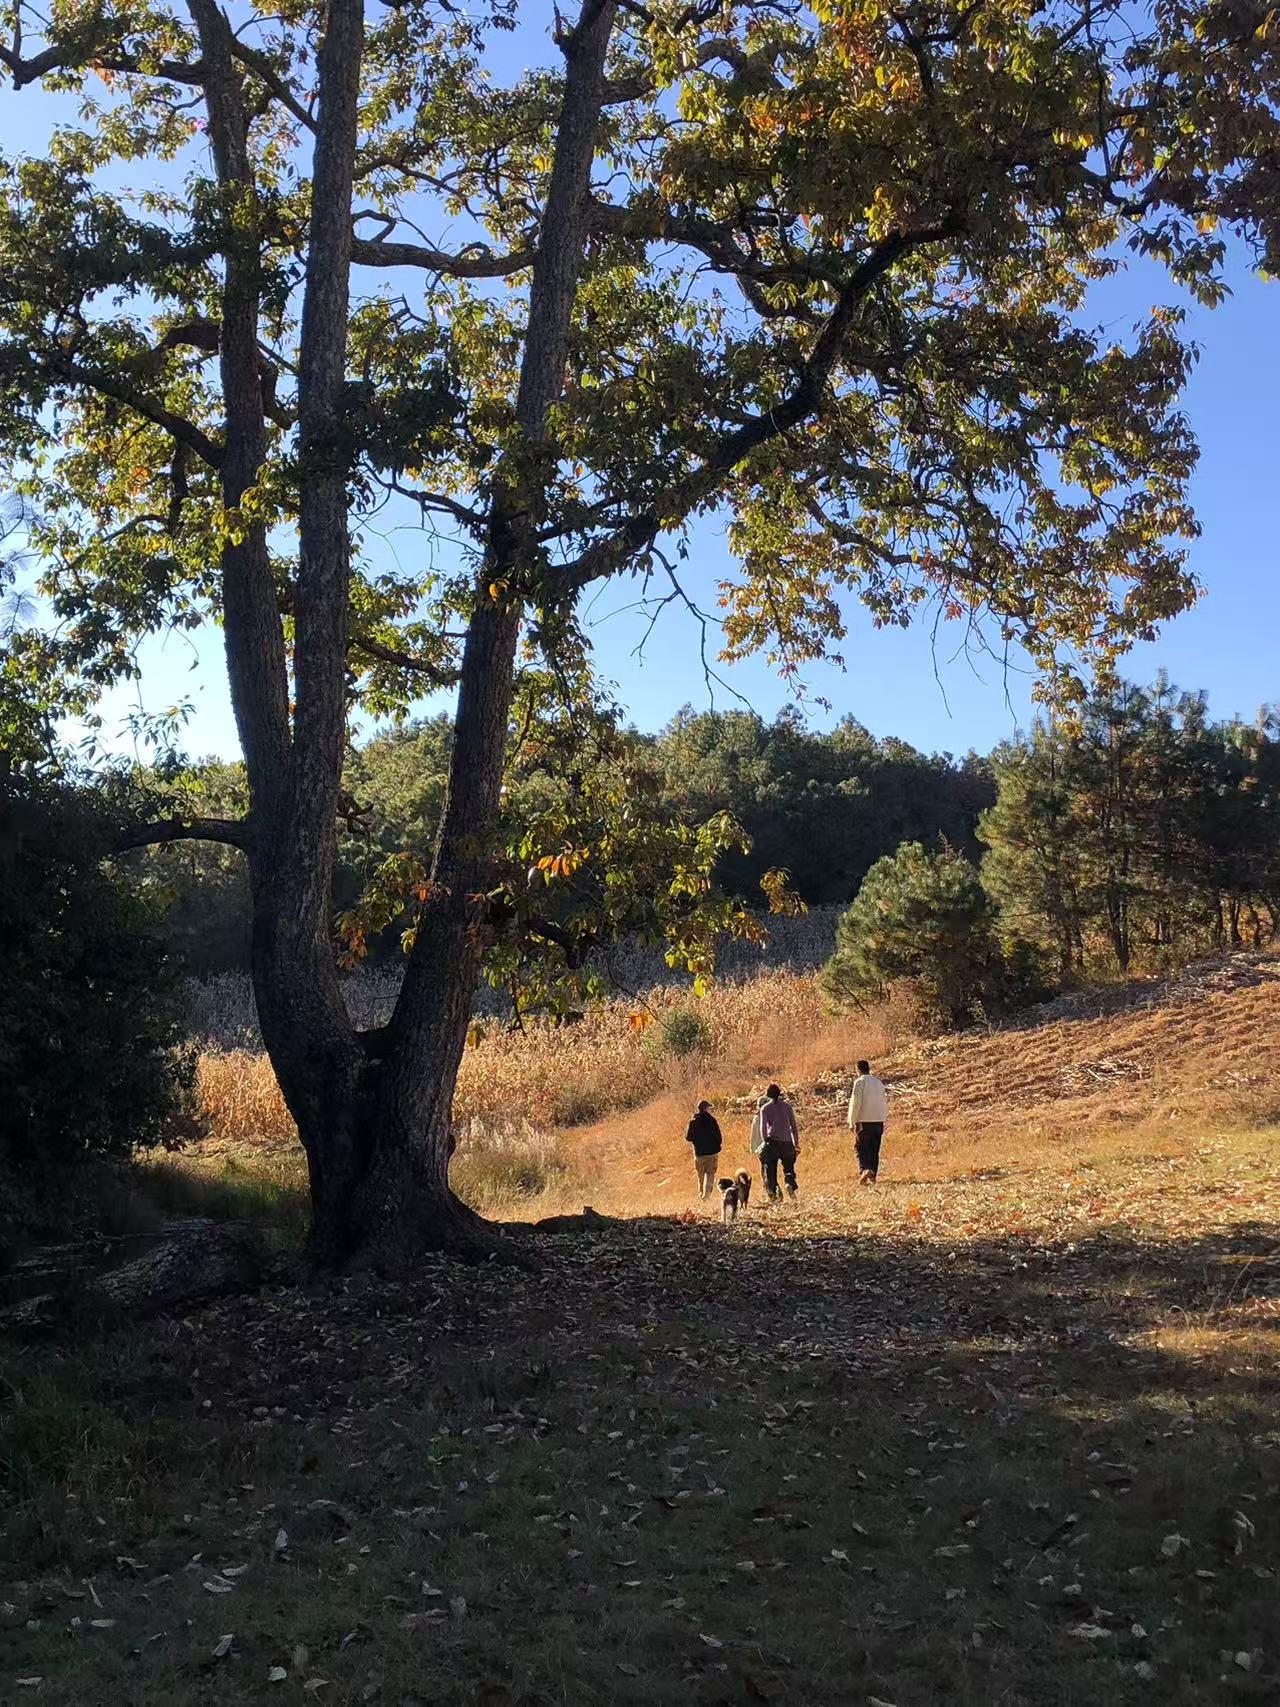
[1,0,1276,1262]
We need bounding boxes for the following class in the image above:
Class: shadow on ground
[2,1206,1277,1706]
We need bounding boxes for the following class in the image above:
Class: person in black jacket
[685,1099,723,1199]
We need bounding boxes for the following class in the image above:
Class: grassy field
[2,958,1278,1704]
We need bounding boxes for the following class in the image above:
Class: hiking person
[751,1083,799,1201]
[847,1060,888,1183]
[685,1099,723,1199]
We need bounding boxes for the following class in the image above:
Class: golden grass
[184,954,1280,1227]
[192,972,849,1154]
[186,972,862,1217]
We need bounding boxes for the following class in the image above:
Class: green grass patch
[134,1152,310,1244]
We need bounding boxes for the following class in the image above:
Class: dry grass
[182,954,1280,1226]
[186,973,852,1217]
[194,971,835,1146]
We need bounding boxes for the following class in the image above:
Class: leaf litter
[2,1121,1277,1704]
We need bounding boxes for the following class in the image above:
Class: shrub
[0,776,198,1185]
[821,842,1001,1033]
[654,1006,713,1058]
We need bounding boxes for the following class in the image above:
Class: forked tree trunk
[328,1,618,1264]
[341,600,525,1263]
[229,0,616,1267]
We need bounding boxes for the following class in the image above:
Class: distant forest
[128,705,992,977]
[125,674,1280,986]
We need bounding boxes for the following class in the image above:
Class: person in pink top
[750,1082,799,1202]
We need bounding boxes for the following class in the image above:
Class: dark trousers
[760,1141,798,1199]
[855,1122,884,1178]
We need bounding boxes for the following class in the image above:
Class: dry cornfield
[194,971,835,1150]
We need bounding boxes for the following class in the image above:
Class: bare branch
[117,816,250,852]
[351,234,535,278]
[380,472,487,534]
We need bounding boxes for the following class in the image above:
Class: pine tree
[822,842,1001,1030]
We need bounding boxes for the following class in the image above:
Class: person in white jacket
[846,1060,888,1184]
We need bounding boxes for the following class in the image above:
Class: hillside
[518,952,1280,1218]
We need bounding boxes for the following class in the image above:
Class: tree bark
[189,0,371,1263]
[186,0,291,807]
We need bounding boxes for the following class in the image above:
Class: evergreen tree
[822,841,1001,1030]
[981,680,1280,977]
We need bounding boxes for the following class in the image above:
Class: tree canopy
[4,0,1277,726]
[982,677,1280,973]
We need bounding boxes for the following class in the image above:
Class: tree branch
[349,635,461,689]
[2,25,314,135]
[351,233,535,278]
[4,348,224,467]
[587,197,841,286]
[380,472,487,533]
[601,35,770,102]
[229,39,316,132]
[117,815,250,852]
[558,224,955,590]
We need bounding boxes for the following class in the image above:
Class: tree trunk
[186,0,615,1267]
[1228,896,1242,946]
[273,0,616,1266]
[190,0,381,1265]
[341,599,524,1262]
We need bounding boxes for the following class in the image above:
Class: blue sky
[6,14,1279,763]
